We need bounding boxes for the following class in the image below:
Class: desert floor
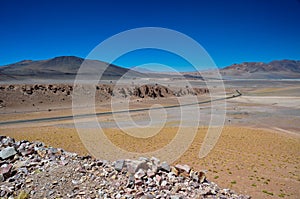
[0,126,299,198]
[1,80,300,198]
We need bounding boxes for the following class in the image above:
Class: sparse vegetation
[230,180,237,184]
[262,190,274,196]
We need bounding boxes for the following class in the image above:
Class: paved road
[0,91,241,126]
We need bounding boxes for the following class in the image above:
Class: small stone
[159,162,170,172]
[0,147,17,160]
[78,191,86,195]
[175,164,190,174]
[0,174,5,182]
[141,194,155,199]
[172,185,181,193]
[114,159,125,172]
[126,160,150,174]
[37,150,46,158]
[151,157,160,166]
[170,195,183,199]
[25,178,33,183]
[161,180,168,187]
[155,175,162,185]
[0,190,6,197]
[0,164,13,178]
[135,169,146,179]
[199,171,206,183]
[147,170,156,178]
[135,179,143,186]
[170,167,179,176]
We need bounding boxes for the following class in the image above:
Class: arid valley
[0,57,299,198]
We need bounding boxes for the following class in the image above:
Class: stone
[0,174,5,182]
[134,169,146,179]
[150,157,160,166]
[175,164,190,174]
[170,195,183,199]
[170,167,179,176]
[161,180,168,187]
[155,175,162,185]
[147,170,156,178]
[126,160,150,174]
[0,147,17,160]
[159,162,170,172]
[0,164,13,178]
[114,159,125,172]
[199,171,206,183]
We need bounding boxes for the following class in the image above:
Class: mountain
[220,60,300,79]
[0,56,146,81]
[1,57,299,82]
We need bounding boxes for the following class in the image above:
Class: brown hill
[221,60,300,79]
[0,56,146,81]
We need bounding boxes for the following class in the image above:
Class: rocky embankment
[0,136,250,199]
[0,84,208,111]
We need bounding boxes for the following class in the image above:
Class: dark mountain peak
[46,56,84,65]
[51,56,84,61]
[39,56,85,71]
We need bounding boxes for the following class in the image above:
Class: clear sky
[1,0,300,71]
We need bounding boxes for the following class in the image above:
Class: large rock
[126,160,150,174]
[159,161,170,172]
[0,147,17,160]
[114,159,125,172]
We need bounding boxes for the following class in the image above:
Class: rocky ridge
[0,84,208,111]
[0,136,250,199]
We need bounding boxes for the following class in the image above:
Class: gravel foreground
[0,136,251,199]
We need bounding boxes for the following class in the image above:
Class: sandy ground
[0,126,299,198]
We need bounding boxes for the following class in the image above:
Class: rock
[161,180,168,187]
[170,166,179,176]
[199,171,206,183]
[134,169,146,179]
[190,170,199,182]
[126,160,150,174]
[0,147,17,159]
[155,175,162,185]
[0,164,13,178]
[0,174,5,182]
[159,161,170,172]
[170,195,183,199]
[150,157,160,166]
[114,159,125,172]
[175,164,191,174]
[147,170,156,178]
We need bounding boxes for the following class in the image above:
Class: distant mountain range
[220,60,300,79]
[0,56,299,81]
[0,56,145,81]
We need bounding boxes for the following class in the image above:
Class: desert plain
[0,78,299,199]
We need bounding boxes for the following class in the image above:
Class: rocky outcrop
[0,84,209,111]
[0,136,250,198]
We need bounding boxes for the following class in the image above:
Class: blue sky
[0,0,300,71]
